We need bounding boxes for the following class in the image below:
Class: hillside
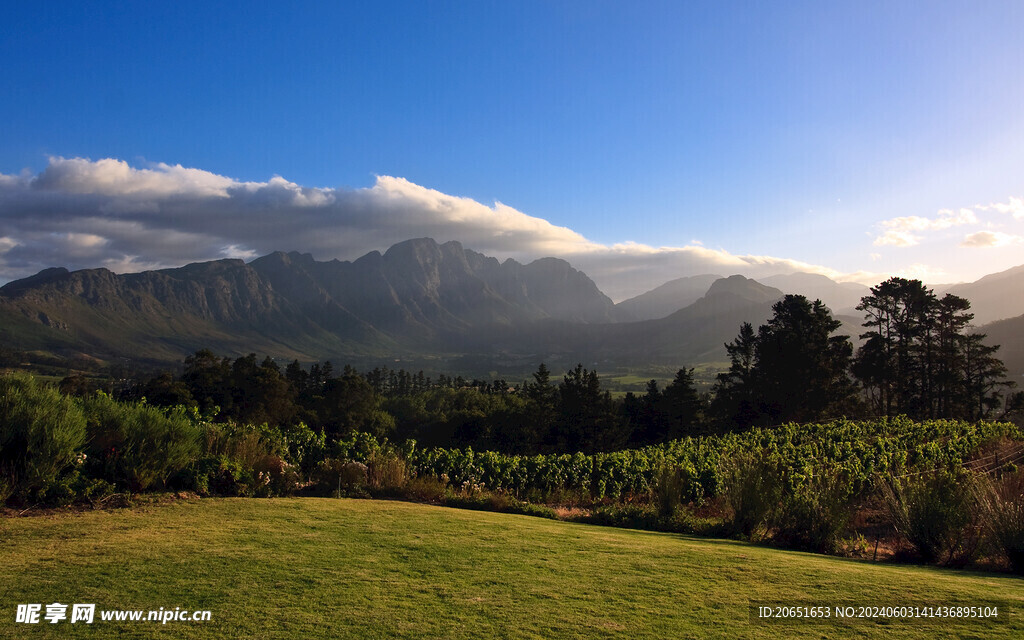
[458,275,785,366]
[944,264,1024,325]
[614,274,722,320]
[4,498,1023,639]
[759,273,869,314]
[980,313,1024,383]
[0,244,804,369]
[0,238,621,364]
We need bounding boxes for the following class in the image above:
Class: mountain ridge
[1,239,1020,372]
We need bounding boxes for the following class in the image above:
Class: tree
[852,279,1013,420]
[182,349,232,418]
[660,368,705,438]
[625,379,665,446]
[140,372,196,409]
[960,334,1012,421]
[318,369,392,439]
[852,278,935,416]
[932,294,973,418]
[712,322,759,428]
[555,364,622,452]
[714,297,855,428]
[753,296,856,424]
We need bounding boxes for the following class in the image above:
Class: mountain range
[0,237,1021,377]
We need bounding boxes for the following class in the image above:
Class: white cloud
[873,208,978,247]
[32,156,237,198]
[0,156,892,299]
[960,230,1023,248]
[220,244,261,260]
[894,263,947,282]
[874,228,923,247]
[975,196,1024,220]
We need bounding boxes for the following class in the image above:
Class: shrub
[653,464,686,519]
[82,394,201,491]
[881,469,981,565]
[31,464,116,507]
[403,474,448,502]
[189,456,256,497]
[975,471,1024,573]
[0,372,86,503]
[248,453,298,497]
[312,458,368,497]
[200,423,273,470]
[445,490,558,520]
[721,451,785,539]
[586,503,659,530]
[366,450,408,491]
[180,421,303,497]
[774,468,855,553]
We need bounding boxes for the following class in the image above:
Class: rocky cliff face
[0,238,622,361]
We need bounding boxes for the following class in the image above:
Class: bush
[188,456,255,497]
[312,458,369,497]
[975,472,1024,573]
[366,451,408,491]
[881,469,981,565]
[31,463,116,507]
[0,372,86,503]
[586,503,659,530]
[82,394,201,491]
[445,490,558,520]
[403,474,448,502]
[774,468,855,553]
[653,464,685,519]
[721,451,785,539]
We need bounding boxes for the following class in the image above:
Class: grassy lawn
[2,498,1023,639]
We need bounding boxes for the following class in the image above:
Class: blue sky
[1,1,1023,298]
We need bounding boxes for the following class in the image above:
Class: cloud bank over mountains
[0,157,1008,300]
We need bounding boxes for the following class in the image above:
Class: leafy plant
[0,372,86,503]
[975,471,1024,572]
[881,469,982,565]
[82,393,201,491]
[720,451,786,539]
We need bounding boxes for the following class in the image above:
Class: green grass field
[3,498,1023,639]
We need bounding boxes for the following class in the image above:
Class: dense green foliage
[881,470,982,565]
[122,351,712,454]
[398,417,1022,503]
[81,392,203,491]
[69,280,1011,455]
[0,371,86,502]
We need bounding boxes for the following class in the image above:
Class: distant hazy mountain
[614,274,722,320]
[943,264,1024,325]
[615,275,785,362]
[616,271,869,322]
[462,275,787,366]
[0,257,394,363]
[758,273,869,314]
[978,314,1024,384]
